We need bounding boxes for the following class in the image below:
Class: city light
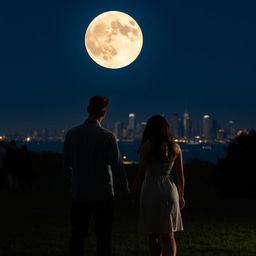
[111,110,242,145]
[25,137,31,142]
[237,130,246,136]
[1,111,246,145]
[0,136,6,141]
[123,161,138,165]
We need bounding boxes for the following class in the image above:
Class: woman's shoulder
[170,141,181,155]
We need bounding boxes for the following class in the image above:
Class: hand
[179,197,185,210]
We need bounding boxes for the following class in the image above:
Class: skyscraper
[212,120,218,140]
[30,129,39,139]
[227,120,235,139]
[128,113,136,130]
[113,122,123,141]
[41,128,49,139]
[127,113,136,140]
[170,113,181,138]
[191,119,202,139]
[140,121,147,131]
[183,111,191,139]
[134,122,146,139]
[202,115,212,140]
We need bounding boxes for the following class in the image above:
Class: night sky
[1,0,256,133]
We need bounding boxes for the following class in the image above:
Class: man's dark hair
[87,96,109,117]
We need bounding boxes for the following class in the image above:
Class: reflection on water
[201,146,212,150]
[118,142,226,164]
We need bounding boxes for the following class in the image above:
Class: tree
[217,130,256,197]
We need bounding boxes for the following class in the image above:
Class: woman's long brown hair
[140,115,175,162]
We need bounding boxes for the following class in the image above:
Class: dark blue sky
[1,0,256,133]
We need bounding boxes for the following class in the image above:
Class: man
[64,96,130,256]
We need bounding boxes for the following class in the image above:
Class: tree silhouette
[217,130,256,197]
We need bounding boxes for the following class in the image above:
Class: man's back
[64,119,127,202]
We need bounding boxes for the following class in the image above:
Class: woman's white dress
[139,160,183,234]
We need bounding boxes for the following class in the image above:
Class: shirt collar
[84,119,101,127]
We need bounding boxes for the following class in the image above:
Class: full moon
[85,11,143,69]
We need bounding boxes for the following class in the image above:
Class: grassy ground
[0,191,256,256]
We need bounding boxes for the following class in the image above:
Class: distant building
[216,129,226,141]
[30,129,39,139]
[170,113,181,138]
[113,122,123,141]
[134,122,143,139]
[212,120,218,140]
[183,111,191,139]
[128,113,136,130]
[191,119,202,139]
[41,128,49,139]
[140,121,147,133]
[121,126,127,139]
[202,115,212,140]
[126,113,136,140]
[227,120,236,139]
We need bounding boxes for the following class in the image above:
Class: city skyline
[112,111,239,142]
[0,106,253,135]
[1,0,256,133]
[0,110,246,145]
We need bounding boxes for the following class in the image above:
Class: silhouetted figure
[6,140,21,192]
[132,115,185,256]
[20,145,32,191]
[0,141,7,192]
[64,96,130,256]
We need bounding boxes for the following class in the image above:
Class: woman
[132,115,185,256]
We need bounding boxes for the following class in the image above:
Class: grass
[0,188,256,256]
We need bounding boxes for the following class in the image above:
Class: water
[18,140,228,164]
[119,142,227,164]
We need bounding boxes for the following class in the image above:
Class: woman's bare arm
[174,144,185,209]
